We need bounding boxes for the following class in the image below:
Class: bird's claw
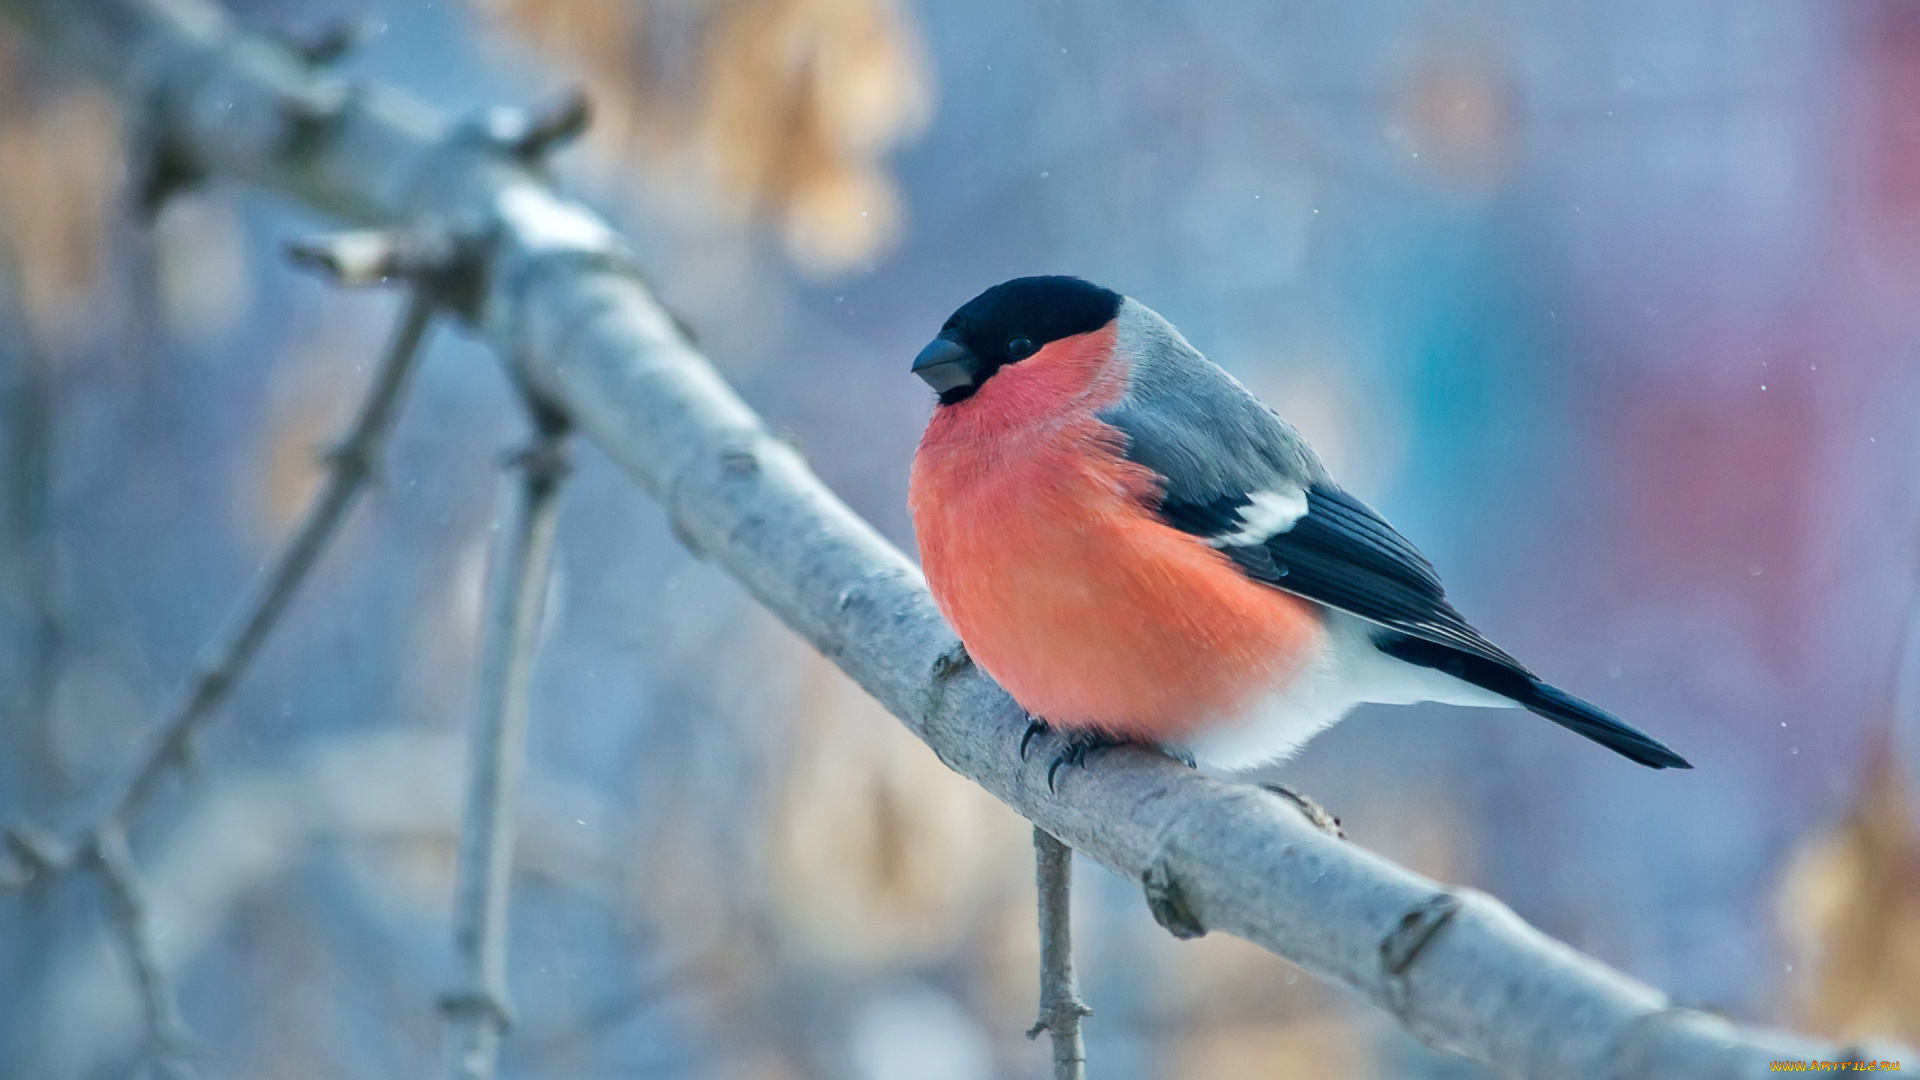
[1018,718,1185,792]
[1260,782,1344,838]
[1020,716,1048,761]
[1045,731,1123,793]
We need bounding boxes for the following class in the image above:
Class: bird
[905,275,1690,781]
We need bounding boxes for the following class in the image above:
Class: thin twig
[1027,827,1090,1080]
[0,290,437,1072]
[107,288,435,825]
[440,412,571,1080]
[90,822,197,1080]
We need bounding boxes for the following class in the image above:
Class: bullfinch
[906,275,1690,779]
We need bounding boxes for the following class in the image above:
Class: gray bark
[1028,827,1091,1080]
[3,0,1909,1076]
[441,420,570,1080]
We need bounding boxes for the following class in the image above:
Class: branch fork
[439,416,571,1080]
[467,90,593,163]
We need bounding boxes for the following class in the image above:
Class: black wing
[1158,483,1691,770]
[1164,483,1523,671]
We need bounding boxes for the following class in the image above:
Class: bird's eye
[1007,337,1035,359]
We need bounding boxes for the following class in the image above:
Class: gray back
[1097,298,1329,507]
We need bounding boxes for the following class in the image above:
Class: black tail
[1378,635,1692,770]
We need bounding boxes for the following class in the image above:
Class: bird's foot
[1046,731,1126,792]
[1020,716,1198,791]
[1259,782,1344,839]
[1018,717,1127,793]
[1019,715,1049,762]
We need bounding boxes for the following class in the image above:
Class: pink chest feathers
[906,329,1324,742]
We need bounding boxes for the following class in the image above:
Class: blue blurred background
[2,0,1918,1076]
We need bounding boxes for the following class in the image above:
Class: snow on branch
[5,0,1910,1076]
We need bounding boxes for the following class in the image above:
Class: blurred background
[2,0,1919,1076]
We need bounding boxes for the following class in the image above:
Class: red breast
[908,322,1326,743]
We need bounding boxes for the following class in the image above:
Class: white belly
[1173,610,1517,772]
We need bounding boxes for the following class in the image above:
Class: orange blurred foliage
[469,0,931,275]
[0,25,123,347]
[1776,748,1920,1045]
[1392,42,1518,196]
[761,644,1029,969]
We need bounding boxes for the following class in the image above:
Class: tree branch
[1027,827,1090,1080]
[439,414,570,1080]
[89,823,198,1080]
[0,287,437,1072]
[110,286,435,825]
[3,0,1910,1076]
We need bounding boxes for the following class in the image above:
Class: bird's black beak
[911,333,980,395]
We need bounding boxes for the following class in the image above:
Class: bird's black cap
[912,276,1122,404]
